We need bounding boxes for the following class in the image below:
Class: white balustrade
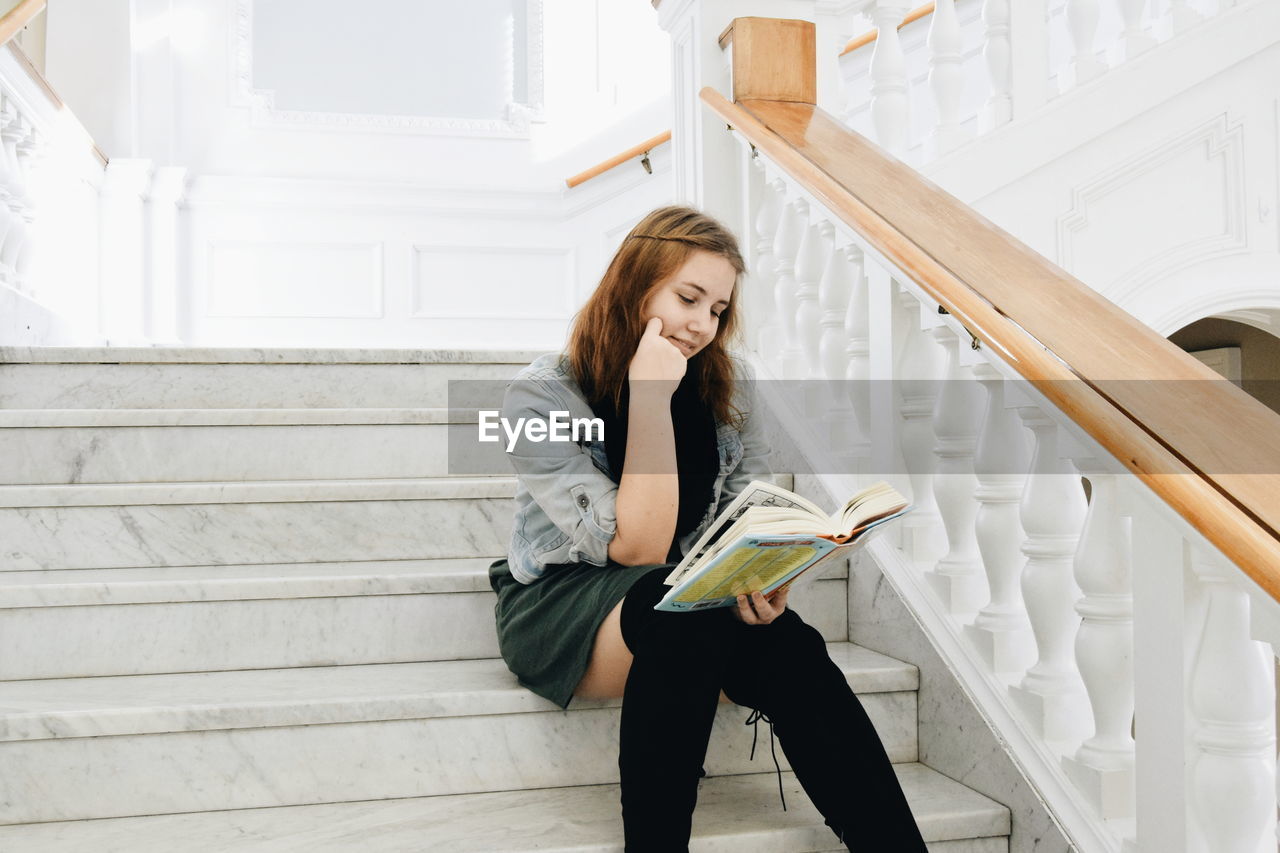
[752,175,785,353]
[1061,464,1135,820]
[964,364,1034,672]
[1112,0,1156,63]
[980,0,1013,133]
[726,133,1280,853]
[896,291,947,562]
[794,217,831,381]
[926,322,987,614]
[1008,407,1091,742]
[869,0,911,155]
[1163,0,1202,38]
[1187,548,1276,853]
[927,0,966,158]
[1062,0,1107,91]
[772,196,807,378]
[843,246,873,463]
[817,238,862,466]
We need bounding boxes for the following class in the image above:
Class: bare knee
[575,599,632,700]
[575,598,733,703]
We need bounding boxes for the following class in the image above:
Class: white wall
[41,0,677,348]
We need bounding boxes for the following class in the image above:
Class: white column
[146,166,187,344]
[980,0,1013,133]
[843,245,873,463]
[1061,0,1107,91]
[1127,494,1192,853]
[1112,0,1156,64]
[1007,409,1091,741]
[99,159,154,345]
[817,238,861,466]
[1008,0,1050,118]
[927,0,966,159]
[1061,467,1136,820]
[773,196,809,378]
[794,217,831,381]
[896,292,947,562]
[926,323,987,613]
[751,175,785,356]
[964,364,1034,673]
[1162,0,1202,39]
[869,0,911,155]
[1187,549,1276,853]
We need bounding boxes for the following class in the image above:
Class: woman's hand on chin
[731,587,789,625]
[628,317,686,396]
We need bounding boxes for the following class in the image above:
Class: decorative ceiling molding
[231,0,544,138]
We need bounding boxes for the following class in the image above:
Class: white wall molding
[410,245,575,320]
[230,0,544,138]
[205,241,385,320]
[1056,112,1248,294]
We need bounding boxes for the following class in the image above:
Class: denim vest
[502,352,772,584]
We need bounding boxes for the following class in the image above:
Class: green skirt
[488,558,669,709]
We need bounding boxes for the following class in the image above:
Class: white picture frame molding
[231,0,545,138]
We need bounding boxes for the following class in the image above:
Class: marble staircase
[0,348,1011,851]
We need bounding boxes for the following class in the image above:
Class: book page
[664,480,826,585]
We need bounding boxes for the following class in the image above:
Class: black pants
[618,568,928,852]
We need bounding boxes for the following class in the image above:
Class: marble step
[0,554,846,679]
[0,764,1010,852]
[0,409,501,484]
[0,347,540,410]
[0,651,919,824]
[0,474,793,572]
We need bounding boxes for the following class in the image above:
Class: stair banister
[701,14,1280,851]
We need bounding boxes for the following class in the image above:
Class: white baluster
[927,0,966,159]
[0,99,19,286]
[818,240,861,465]
[1061,0,1107,92]
[964,364,1034,673]
[1112,0,1155,63]
[1187,550,1276,853]
[869,0,911,155]
[1162,0,1202,38]
[752,177,785,356]
[1061,467,1136,820]
[794,218,831,381]
[926,324,987,613]
[844,247,873,462]
[1008,409,1091,741]
[772,196,807,378]
[980,0,1013,133]
[896,292,946,562]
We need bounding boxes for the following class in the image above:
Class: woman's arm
[607,318,684,566]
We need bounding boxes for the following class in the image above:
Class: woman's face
[640,250,736,359]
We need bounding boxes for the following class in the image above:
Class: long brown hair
[566,205,747,427]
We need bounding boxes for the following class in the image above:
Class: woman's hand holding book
[730,586,789,625]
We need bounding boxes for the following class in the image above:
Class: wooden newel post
[719,17,816,105]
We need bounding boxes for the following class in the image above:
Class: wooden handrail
[565,131,672,189]
[839,3,935,57]
[0,0,44,50]
[702,85,1280,602]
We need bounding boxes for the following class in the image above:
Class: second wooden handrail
[0,0,44,50]
[565,131,672,189]
[839,3,935,57]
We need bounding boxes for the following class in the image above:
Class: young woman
[488,206,927,852]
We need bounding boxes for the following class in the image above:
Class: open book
[656,480,910,612]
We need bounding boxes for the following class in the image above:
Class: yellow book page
[675,547,762,602]
[703,545,817,599]
[675,544,818,603]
